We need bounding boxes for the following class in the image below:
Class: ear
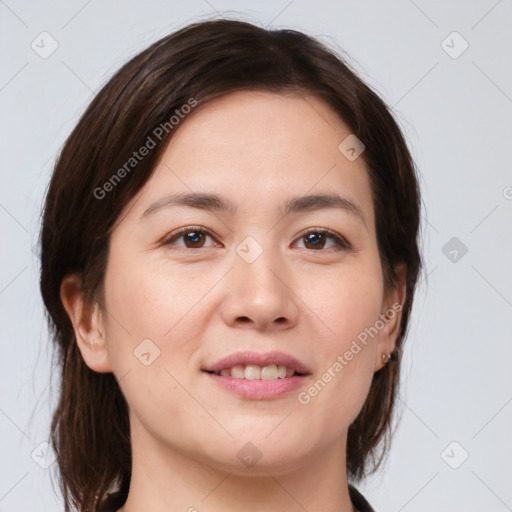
[375,262,407,371]
[60,273,113,373]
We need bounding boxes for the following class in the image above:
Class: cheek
[316,261,384,351]
[101,257,205,441]
[104,249,208,341]
[297,263,382,428]
[100,253,200,398]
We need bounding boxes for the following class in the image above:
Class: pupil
[186,232,202,246]
[307,233,324,248]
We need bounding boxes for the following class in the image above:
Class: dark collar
[348,484,377,512]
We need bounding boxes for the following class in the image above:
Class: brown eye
[296,229,352,251]
[162,227,216,249]
[303,232,328,250]
[181,230,207,248]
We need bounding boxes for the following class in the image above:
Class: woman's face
[74,90,403,473]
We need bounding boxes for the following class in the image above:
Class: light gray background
[1,1,511,511]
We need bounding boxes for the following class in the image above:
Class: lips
[202,350,311,376]
[202,351,311,399]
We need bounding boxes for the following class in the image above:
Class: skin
[61,90,406,512]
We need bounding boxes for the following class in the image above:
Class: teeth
[261,364,278,380]
[215,364,298,380]
[231,365,245,379]
[244,364,260,380]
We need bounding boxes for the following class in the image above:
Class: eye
[161,226,353,252]
[294,228,352,251]
[161,226,218,249]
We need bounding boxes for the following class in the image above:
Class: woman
[39,18,422,512]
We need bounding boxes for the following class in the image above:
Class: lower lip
[204,372,308,400]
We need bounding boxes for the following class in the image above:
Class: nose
[221,243,300,331]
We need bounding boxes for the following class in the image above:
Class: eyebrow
[140,191,368,230]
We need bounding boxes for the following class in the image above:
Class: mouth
[202,351,311,400]
[202,350,311,377]
[203,364,306,380]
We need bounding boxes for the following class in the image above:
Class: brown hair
[39,18,422,512]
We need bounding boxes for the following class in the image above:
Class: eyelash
[161,226,353,252]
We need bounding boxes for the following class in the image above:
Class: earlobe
[60,273,113,373]
[376,262,408,371]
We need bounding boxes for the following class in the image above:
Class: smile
[209,364,302,380]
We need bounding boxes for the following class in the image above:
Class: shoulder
[348,484,377,512]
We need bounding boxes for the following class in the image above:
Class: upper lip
[203,350,311,375]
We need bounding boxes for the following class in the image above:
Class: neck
[118,418,354,512]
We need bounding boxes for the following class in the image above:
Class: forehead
[167,90,352,167]
[122,90,375,229]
